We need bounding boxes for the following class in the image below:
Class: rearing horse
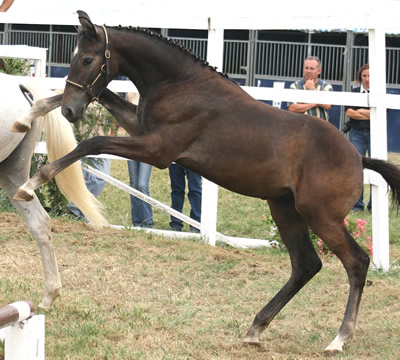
[13,11,400,354]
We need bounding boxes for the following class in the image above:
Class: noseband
[65,25,111,102]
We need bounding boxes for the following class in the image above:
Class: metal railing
[386,47,400,85]
[49,32,77,64]
[1,26,400,87]
[224,39,249,75]
[256,41,308,80]
[311,43,346,82]
[171,36,208,61]
[9,30,49,49]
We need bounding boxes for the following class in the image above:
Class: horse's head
[62,11,112,122]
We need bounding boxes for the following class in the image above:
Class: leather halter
[65,25,111,102]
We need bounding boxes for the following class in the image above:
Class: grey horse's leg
[12,93,63,133]
[0,119,61,309]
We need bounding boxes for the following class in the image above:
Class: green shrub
[0,58,30,75]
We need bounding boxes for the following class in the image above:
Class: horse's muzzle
[61,105,82,123]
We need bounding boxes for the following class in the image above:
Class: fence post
[202,18,224,246]
[369,25,390,271]
[0,301,45,360]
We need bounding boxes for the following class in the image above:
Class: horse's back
[0,73,28,163]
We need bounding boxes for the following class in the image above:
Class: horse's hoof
[324,335,345,355]
[37,302,50,312]
[324,342,344,356]
[14,188,34,201]
[323,349,342,357]
[243,337,261,347]
[11,121,31,133]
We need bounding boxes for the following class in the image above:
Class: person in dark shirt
[345,64,371,211]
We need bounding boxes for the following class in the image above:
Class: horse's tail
[362,156,400,209]
[21,81,108,227]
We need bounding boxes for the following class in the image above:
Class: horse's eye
[83,58,93,66]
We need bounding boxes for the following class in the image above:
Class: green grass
[0,215,399,359]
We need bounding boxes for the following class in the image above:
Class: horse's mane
[117,26,236,81]
[78,25,238,86]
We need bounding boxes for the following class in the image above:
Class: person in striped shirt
[287,56,333,121]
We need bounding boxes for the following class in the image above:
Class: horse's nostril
[62,107,74,121]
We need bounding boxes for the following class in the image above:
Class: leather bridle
[65,25,111,102]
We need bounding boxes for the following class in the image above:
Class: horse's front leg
[99,89,141,136]
[14,134,170,201]
[12,93,63,132]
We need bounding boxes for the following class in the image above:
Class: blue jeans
[168,163,202,232]
[127,160,153,227]
[349,128,371,211]
[67,157,111,219]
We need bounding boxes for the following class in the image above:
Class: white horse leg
[0,119,61,310]
[11,93,63,133]
[3,188,62,310]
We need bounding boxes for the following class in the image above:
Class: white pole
[201,19,224,246]
[4,315,45,360]
[33,48,47,77]
[84,164,249,248]
[368,26,390,271]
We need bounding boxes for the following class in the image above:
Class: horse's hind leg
[0,122,61,310]
[1,185,62,310]
[244,196,322,345]
[307,218,369,354]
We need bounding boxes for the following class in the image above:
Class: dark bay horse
[13,11,400,354]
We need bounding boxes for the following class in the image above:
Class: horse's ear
[77,10,97,38]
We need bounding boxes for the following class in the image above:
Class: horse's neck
[110,28,203,96]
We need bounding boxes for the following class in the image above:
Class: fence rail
[9,30,49,49]
[0,301,34,330]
